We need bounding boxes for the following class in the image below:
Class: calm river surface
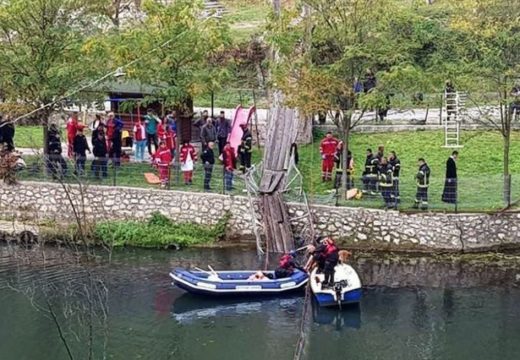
[1,246,520,360]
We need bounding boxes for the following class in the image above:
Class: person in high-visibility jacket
[238,123,252,173]
[388,151,401,206]
[320,132,339,182]
[378,157,395,209]
[362,148,379,195]
[414,158,431,210]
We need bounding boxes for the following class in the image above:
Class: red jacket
[222,145,236,170]
[324,242,339,257]
[165,128,176,150]
[134,122,145,141]
[66,118,78,140]
[106,118,115,140]
[320,137,339,157]
[180,144,197,164]
[157,123,166,141]
[153,147,172,165]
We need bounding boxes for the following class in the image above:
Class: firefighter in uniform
[362,148,379,195]
[320,132,339,182]
[378,157,394,209]
[239,123,252,173]
[414,158,430,210]
[388,151,401,206]
[334,141,343,188]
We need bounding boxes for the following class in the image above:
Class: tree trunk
[503,132,511,206]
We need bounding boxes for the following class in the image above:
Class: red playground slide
[228,105,256,155]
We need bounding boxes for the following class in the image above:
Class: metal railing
[17,156,519,213]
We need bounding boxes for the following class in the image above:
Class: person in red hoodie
[152,141,172,187]
[66,112,79,158]
[180,140,197,185]
[319,131,339,182]
[222,142,236,192]
[105,112,116,150]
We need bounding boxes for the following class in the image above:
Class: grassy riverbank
[16,128,520,211]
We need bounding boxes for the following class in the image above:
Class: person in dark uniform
[46,124,68,178]
[378,157,394,209]
[201,141,215,191]
[0,115,15,151]
[239,123,252,173]
[388,151,401,206]
[362,149,379,195]
[442,151,458,205]
[414,158,430,210]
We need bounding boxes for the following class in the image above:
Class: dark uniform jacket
[445,157,457,179]
[93,136,108,158]
[240,129,253,153]
[389,157,401,178]
[48,130,62,155]
[73,134,90,156]
[201,147,215,165]
[416,163,431,188]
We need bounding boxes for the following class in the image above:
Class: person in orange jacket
[180,140,197,185]
[152,141,172,187]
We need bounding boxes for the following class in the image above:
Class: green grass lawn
[222,0,269,42]
[16,129,520,212]
[297,130,520,211]
[14,126,44,148]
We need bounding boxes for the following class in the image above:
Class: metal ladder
[443,91,466,148]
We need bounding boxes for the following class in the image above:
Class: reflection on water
[1,245,520,360]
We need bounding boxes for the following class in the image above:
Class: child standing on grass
[180,140,197,185]
[152,141,172,188]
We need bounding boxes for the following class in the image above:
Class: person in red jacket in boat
[320,132,339,182]
[180,140,197,185]
[248,251,301,281]
[305,237,339,287]
[152,141,172,187]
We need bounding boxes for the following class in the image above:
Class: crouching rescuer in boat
[305,237,339,287]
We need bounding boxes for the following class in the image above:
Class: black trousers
[218,137,227,154]
[92,157,108,178]
[203,164,213,190]
[240,151,252,172]
[146,133,158,155]
[47,154,68,177]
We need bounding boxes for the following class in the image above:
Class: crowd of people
[320,132,459,210]
[44,109,255,192]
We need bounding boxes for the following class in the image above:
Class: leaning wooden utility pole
[258,0,300,253]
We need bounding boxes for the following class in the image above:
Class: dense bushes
[93,212,230,249]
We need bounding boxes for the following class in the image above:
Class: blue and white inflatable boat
[170,268,309,296]
[310,264,362,307]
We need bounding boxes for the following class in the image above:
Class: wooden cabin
[107,81,193,143]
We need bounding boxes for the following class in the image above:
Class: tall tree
[0,0,109,152]
[445,0,520,205]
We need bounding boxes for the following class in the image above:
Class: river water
[1,245,520,360]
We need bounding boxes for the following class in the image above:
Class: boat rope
[293,284,312,360]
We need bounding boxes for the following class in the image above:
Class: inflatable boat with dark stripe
[170,268,309,296]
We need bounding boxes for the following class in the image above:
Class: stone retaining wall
[1,182,519,251]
